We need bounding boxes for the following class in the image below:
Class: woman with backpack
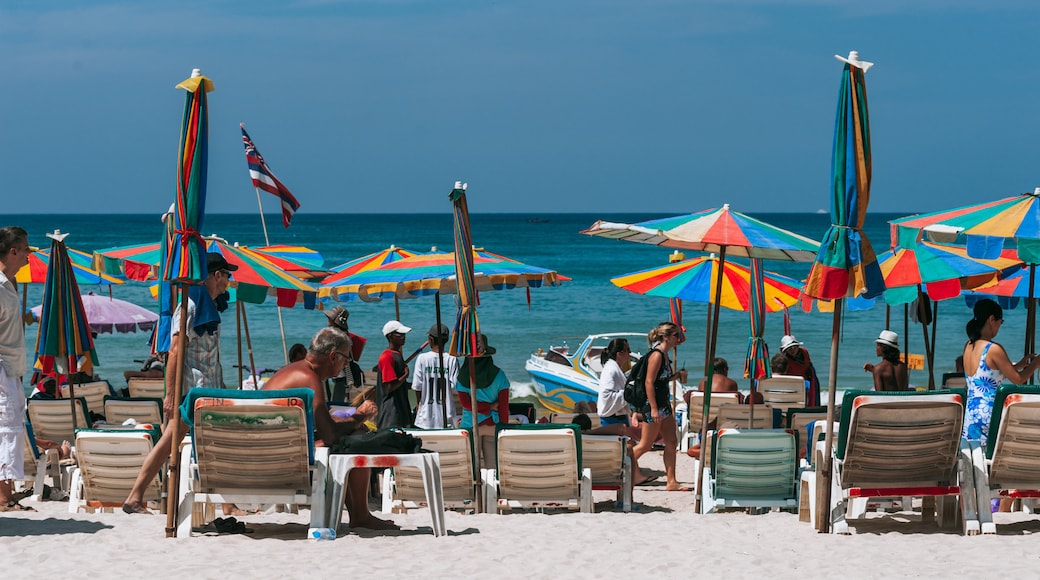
[630,322,688,492]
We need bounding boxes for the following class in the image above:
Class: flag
[241,124,301,227]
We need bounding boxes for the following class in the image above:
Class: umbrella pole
[1027,265,1037,383]
[241,303,260,388]
[21,282,27,329]
[929,301,938,389]
[917,287,935,390]
[885,305,890,330]
[818,298,843,533]
[395,295,401,322]
[68,356,78,431]
[468,356,483,512]
[236,300,244,388]
[165,286,189,538]
[695,247,726,513]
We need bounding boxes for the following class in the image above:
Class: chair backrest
[986,385,1040,486]
[59,381,115,418]
[182,387,315,494]
[805,419,840,469]
[711,428,797,500]
[717,404,773,429]
[580,434,626,487]
[74,429,159,507]
[550,413,600,429]
[495,423,582,503]
[103,396,164,427]
[127,377,166,399]
[944,376,967,390]
[687,392,740,431]
[836,389,965,487]
[400,428,476,505]
[757,375,807,414]
[27,398,91,442]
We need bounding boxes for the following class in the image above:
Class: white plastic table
[327,453,445,537]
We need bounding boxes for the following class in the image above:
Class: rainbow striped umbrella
[33,231,97,430]
[19,246,123,286]
[877,241,1022,304]
[321,246,418,287]
[93,242,162,281]
[203,238,317,307]
[251,245,328,280]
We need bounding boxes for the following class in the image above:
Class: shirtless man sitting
[262,327,394,531]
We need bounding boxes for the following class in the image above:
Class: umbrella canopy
[610,256,801,312]
[322,246,419,285]
[19,246,123,286]
[33,231,98,398]
[877,241,1023,304]
[250,244,328,280]
[31,292,158,335]
[203,237,317,307]
[582,203,820,261]
[94,241,163,281]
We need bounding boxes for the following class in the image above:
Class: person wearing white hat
[779,334,821,406]
[863,330,909,391]
[376,320,413,429]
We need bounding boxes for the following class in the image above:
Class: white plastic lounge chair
[383,428,480,513]
[796,418,839,528]
[680,392,740,451]
[127,377,166,399]
[758,375,808,415]
[700,428,798,514]
[581,433,632,512]
[68,426,161,513]
[716,404,774,429]
[19,422,66,501]
[485,424,592,513]
[103,396,164,428]
[971,385,1040,534]
[59,380,116,420]
[175,388,328,538]
[826,389,979,535]
[27,398,91,443]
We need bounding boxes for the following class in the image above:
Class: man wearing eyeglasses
[376,320,413,429]
[0,226,31,511]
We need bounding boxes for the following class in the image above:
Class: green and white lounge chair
[68,426,161,513]
[485,423,592,513]
[758,375,808,415]
[581,433,632,512]
[127,377,166,399]
[27,398,91,443]
[700,428,798,514]
[680,392,740,451]
[59,380,116,420]
[102,396,164,428]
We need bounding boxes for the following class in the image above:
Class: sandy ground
[3,450,1039,578]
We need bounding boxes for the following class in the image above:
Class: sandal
[194,517,254,535]
[1,501,36,512]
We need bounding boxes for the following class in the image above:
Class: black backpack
[623,348,660,408]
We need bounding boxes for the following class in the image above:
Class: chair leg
[958,439,980,535]
[969,441,996,534]
[67,468,83,514]
[830,468,850,535]
[381,468,395,514]
[176,444,194,538]
[579,468,593,513]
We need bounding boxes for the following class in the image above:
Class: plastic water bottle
[309,527,336,541]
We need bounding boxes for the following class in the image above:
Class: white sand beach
[4,451,1039,578]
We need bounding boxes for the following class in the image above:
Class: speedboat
[525,333,646,414]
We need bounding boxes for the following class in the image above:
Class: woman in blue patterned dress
[962,299,1040,445]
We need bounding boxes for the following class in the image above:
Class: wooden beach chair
[826,389,980,535]
[680,392,740,451]
[581,433,632,512]
[127,377,166,399]
[26,398,91,443]
[758,375,808,415]
[176,388,328,538]
[59,380,116,420]
[700,428,798,514]
[68,426,161,513]
[103,396,164,428]
[382,428,480,514]
[485,423,592,513]
[971,385,1040,534]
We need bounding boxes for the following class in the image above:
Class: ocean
[8,212,1016,412]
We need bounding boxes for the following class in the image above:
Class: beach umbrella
[162,67,214,537]
[33,231,98,431]
[19,246,124,286]
[322,246,418,284]
[31,292,158,335]
[447,181,484,512]
[891,189,1040,360]
[802,51,884,533]
[583,204,820,512]
[203,237,318,308]
[250,245,328,280]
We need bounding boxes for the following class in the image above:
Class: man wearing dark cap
[123,252,237,514]
[411,323,460,428]
[323,305,366,402]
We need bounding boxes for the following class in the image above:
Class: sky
[3,1,1040,215]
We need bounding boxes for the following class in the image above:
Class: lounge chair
[68,425,162,514]
[700,428,798,514]
[680,392,740,451]
[758,375,808,415]
[382,428,480,513]
[175,388,328,538]
[485,423,592,513]
[785,407,828,461]
[26,398,91,443]
[103,396,164,428]
[716,404,774,429]
[971,385,1040,534]
[550,413,601,429]
[826,389,979,535]
[19,422,67,501]
[59,380,116,420]
[581,433,632,512]
[796,419,840,528]
[127,377,166,399]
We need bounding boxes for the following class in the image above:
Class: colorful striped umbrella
[33,231,97,430]
[203,238,317,308]
[746,258,772,382]
[323,246,418,284]
[877,241,1023,304]
[19,246,124,286]
[250,244,328,280]
[805,51,882,533]
[93,242,162,281]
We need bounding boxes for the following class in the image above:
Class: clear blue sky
[3,1,1039,215]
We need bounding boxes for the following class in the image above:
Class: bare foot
[222,506,257,517]
[349,514,400,531]
[665,483,691,492]
[60,440,72,460]
[122,500,151,514]
[634,474,659,485]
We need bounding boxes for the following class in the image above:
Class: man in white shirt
[0,226,31,511]
[412,324,459,428]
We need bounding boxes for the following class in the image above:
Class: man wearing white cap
[376,320,413,429]
[863,330,909,391]
[779,334,821,406]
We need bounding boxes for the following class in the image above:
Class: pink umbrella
[31,292,158,335]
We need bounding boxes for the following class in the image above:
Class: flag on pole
[241,124,301,227]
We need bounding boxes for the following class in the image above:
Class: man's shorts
[0,431,25,481]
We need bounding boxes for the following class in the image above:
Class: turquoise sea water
[9,212,1025,410]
